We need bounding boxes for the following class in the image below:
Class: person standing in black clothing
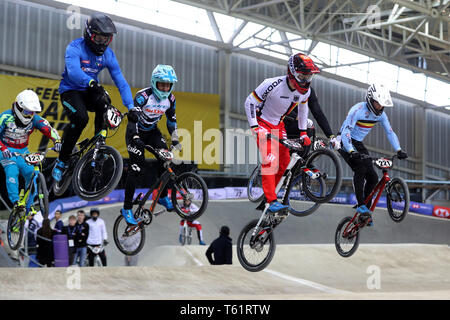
[73,210,89,266]
[26,214,40,267]
[36,219,56,267]
[62,215,77,265]
[205,226,232,265]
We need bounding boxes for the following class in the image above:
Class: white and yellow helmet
[13,90,41,125]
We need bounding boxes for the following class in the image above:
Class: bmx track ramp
[0,244,449,299]
[0,201,449,299]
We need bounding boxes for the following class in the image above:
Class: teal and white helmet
[151,64,178,101]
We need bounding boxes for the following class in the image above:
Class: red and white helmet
[287,53,320,94]
[13,90,41,125]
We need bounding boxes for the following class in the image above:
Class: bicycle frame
[69,129,106,160]
[342,157,396,237]
[14,152,47,215]
[136,168,174,215]
[364,169,391,212]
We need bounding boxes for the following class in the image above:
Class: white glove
[329,135,341,150]
[54,140,62,153]
[172,140,182,151]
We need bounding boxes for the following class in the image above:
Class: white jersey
[245,75,311,130]
[86,218,108,246]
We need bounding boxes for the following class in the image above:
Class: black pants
[123,128,168,209]
[339,140,378,207]
[87,245,107,266]
[59,90,107,162]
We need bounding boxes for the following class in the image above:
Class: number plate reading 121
[25,153,45,165]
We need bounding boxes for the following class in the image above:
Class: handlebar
[144,144,175,162]
[359,154,398,161]
[11,147,55,159]
[265,133,304,151]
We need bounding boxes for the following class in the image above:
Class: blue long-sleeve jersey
[59,38,134,110]
[340,102,401,153]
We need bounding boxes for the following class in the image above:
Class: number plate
[374,158,393,169]
[106,107,122,128]
[25,153,45,165]
[158,149,173,161]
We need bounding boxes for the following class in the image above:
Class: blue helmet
[151,65,178,101]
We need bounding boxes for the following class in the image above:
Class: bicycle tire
[171,172,208,221]
[335,216,360,258]
[237,219,276,272]
[302,148,342,203]
[284,173,323,217]
[180,224,187,246]
[35,173,49,220]
[387,177,410,223]
[247,165,264,203]
[7,208,24,251]
[113,214,146,256]
[72,145,123,201]
[187,230,192,245]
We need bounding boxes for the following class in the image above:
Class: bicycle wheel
[113,214,146,256]
[284,173,324,217]
[247,165,264,203]
[335,216,360,258]
[171,172,208,221]
[72,145,123,201]
[180,224,187,246]
[237,219,276,272]
[32,173,49,220]
[187,229,192,245]
[94,256,103,267]
[302,148,342,203]
[7,208,25,250]
[387,177,410,223]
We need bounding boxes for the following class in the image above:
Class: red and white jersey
[245,75,310,130]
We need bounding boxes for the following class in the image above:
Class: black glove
[132,135,146,150]
[88,80,111,105]
[349,150,362,161]
[103,240,109,246]
[128,107,141,123]
[397,150,408,159]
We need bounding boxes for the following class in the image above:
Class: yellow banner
[0,74,220,170]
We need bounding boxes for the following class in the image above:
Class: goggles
[294,72,315,84]
[91,33,113,46]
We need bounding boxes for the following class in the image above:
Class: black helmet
[83,13,117,56]
[90,207,100,215]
